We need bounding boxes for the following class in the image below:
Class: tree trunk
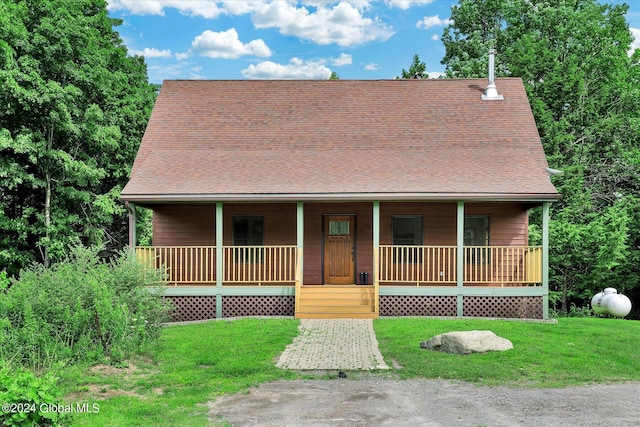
[44,173,51,268]
[43,126,53,268]
[561,272,568,314]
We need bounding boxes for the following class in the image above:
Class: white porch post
[456,201,464,317]
[373,201,380,314]
[216,202,223,318]
[542,202,550,319]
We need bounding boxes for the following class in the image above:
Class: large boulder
[420,330,513,355]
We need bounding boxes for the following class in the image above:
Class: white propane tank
[606,294,632,318]
[591,292,606,314]
[591,288,633,318]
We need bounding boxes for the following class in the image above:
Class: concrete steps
[295,285,378,319]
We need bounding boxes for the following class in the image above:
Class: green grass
[56,317,640,426]
[58,319,301,426]
[374,317,640,387]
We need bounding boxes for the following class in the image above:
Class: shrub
[0,363,69,426]
[0,246,171,371]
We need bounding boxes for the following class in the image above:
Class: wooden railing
[135,245,297,286]
[136,246,216,284]
[223,245,297,285]
[378,245,542,286]
[464,246,542,285]
[379,245,457,285]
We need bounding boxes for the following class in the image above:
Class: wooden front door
[323,215,355,284]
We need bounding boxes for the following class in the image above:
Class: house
[121,74,560,320]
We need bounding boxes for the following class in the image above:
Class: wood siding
[152,204,216,246]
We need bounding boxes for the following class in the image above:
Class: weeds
[0,246,171,371]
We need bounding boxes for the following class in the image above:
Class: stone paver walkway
[276,319,389,370]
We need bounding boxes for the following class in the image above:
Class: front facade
[122,78,559,320]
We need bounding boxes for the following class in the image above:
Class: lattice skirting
[222,296,295,318]
[379,296,457,316]
[463,296,543,319]
[166,296,217,322]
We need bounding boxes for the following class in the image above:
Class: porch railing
[136,246,216,284]
[464,246,542,285]
[223,245,297,284]
[135,245,297,285]
[378,245,542,286]
[379,245,457,285]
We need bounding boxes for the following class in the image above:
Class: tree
[441,0,640,313]
[329,71,340,80]
[0,0,156,274]
[398,54,429,79]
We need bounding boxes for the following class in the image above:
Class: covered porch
[129,201,552,320]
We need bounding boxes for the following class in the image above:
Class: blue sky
[106,0,640,83]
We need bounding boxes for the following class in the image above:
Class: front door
[323,215,355,284]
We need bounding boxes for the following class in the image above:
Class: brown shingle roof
[121,79,559,202]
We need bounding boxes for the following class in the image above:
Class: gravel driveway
[208,378,640,426]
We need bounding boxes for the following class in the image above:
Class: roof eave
[121,192,561,204]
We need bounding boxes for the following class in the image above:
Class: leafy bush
[0,363,69,426]
[0,246,171,371]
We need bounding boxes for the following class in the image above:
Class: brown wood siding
[465,203,529,246]
[303,203,373,285]
[380,202,457,245]
[152,204,216,246]
[222,203,297,245]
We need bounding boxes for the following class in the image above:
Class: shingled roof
[121,79,559,202]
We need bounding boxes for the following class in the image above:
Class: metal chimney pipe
[488,49,496,85]
[482,49,503,100]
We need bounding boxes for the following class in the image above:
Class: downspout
[125,201,137,253]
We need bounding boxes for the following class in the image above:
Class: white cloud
[630,27,640,57]
[428,71,444,79]
[363,62,379,71]
[416,15,452,29]
[128,47,172,58]
[175,52,190,60]
[107,0,224,18]
[384,0,435,10]
[242,57,332,79]
[251,1,394,47]
[191,29,271,59]
[331,53,352,66]
[430,34,439,41]
[146,61,204,83]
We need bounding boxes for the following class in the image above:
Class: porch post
[456,201,464,317]
[125,201,136,253]
[216,202,223,318]
[297,202,304,285]
[542,202,550,320]
[373,201,380,314]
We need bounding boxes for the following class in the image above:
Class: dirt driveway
[208,377,640,426]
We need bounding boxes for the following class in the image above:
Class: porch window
[464,216,489,264]
[392,215,423,263]
[233,215,264,262]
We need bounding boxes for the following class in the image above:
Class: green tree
[0,0,156,274]
[441,0,640,313]
[329,71,340,80]
[398,54,429,79]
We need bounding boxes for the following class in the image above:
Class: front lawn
[58,317,640,426]
[374,317,640,387]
